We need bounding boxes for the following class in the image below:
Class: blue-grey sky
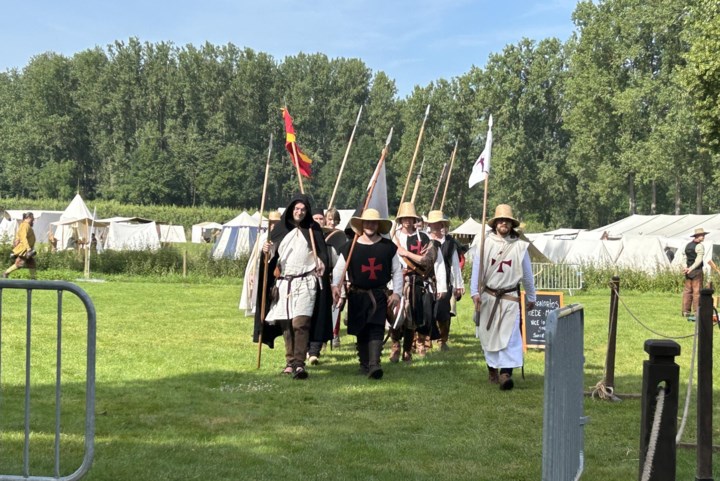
[0,0,579,97]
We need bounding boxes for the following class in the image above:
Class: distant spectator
[3,212,37,279]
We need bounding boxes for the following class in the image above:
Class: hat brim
[350,217,392,235]
[691,232,709,237]
[488,217,520,229]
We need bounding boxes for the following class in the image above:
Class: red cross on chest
[490,258,512,273]
[409,238,423,254]
[361,257,383,280]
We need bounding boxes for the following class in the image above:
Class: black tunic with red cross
[344,238,397,334]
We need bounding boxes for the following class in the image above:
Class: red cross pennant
[361,257,383,280]
[490,258,512,273]
[409,238,423,254]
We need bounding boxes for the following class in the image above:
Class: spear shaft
[328,105,363,210]
[439,139,459,212]
[399,104,430,207]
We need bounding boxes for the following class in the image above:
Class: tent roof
[451,217,486,236]
[224,211,256,227]
[60,193,93,222]
[96,216,154,224]
[592,213,720,238]
[3,209,64,220]
[192,221,223,229]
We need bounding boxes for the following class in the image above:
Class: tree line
[1,0,718,230]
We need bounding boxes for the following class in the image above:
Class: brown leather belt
[482,285,520,331]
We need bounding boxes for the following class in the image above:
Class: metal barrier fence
[532,263,584,293]
[542,304,588,481]
[0,280,96,481]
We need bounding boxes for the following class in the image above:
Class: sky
[0,0,579,97]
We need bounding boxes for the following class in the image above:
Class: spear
[429,162,448,212]
[439,139,459,212]
[256,133,273,369]
[475,116,493,316]
[335,127,393,291]
[410,156,426,205]
[328,105,363,210]
[399,104,430,207]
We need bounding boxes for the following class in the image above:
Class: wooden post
[696,288,714,480]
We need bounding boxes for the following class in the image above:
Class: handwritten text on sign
[522,291,564,349]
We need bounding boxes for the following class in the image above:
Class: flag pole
[409,156,425,205]
[335,127,393,290]
[429,162,448,212]
[439,139,459,212]
[399,104,430,207]
[328,104,363,210]
[256,134,273,369]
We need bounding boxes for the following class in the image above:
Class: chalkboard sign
[522,291,564,350]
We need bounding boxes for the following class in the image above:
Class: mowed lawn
[0,280,718,480]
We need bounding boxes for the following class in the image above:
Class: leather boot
[367,340,384,379]
[416,333,427,357]
[357,342,369,375]
[488,366,499,384]
[499,370,514,391]
[389,341,401,363]
[402,330,414,364]
[438,321,450,351]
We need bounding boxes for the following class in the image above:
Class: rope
[640,387,666,481]
[676,315,699,444]
[590,378,615,400]
[612,284,695,340]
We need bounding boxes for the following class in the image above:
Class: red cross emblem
[490,258,512,273]
[361,257,383,280]
[409,238,423,254]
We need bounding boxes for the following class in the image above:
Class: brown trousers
[681,273,703,315]
[281,316,311,368]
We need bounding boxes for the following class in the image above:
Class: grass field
[0,279,718,480]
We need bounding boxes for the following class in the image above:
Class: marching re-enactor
[258,194,332,380]
[3,212,37,279]
[332,209,402,379]
[389,202,446,363]
[470,204,536,391]
[427,210,464,351]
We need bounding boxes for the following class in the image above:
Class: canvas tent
[211,211,263,259]
[159,224,187,243]
[191,222,222,243]
[1,210,63,243]
[52,194,95,250]
[104,221,161,251]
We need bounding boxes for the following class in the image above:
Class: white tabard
[265,229,318,322]
[476,233,529,353]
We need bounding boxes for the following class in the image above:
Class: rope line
[612,284,695,340]
[676,315,699,444]
[641,387,666,481]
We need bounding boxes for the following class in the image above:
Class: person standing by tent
[259,195,331,379]
[332,209,402,379]
[388,202,446,363]
[427,210,464,351]
[471,204,536,391]
[3,212,37,279]
[681,227,708,317]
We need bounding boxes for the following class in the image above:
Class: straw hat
[426,210,449,226]
[396,202,421,221]
[349,209,392,235]
[488,204,520,229]
[268,211,281,222]
[691,227,709,237]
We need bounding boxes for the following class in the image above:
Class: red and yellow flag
[282,108,312,178]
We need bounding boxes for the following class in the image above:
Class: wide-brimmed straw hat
[268,211,281,222]
[691,227,709,237]
[350,209,393,235]
[488,204,520,229]
[426,210,449,226]
[396,202,421,222]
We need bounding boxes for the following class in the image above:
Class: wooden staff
[335,127,393,291]
[410,156,425,205]
[256,134,273,369]
[439,139,459,212]
[429,162,448,212]
[328,104,363,210]
[399,104,430,207]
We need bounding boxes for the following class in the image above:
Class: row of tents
[4,194,718,273]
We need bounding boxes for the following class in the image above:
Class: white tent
[451,217,485,237]
[211,211,262,259]
[191,222,223,243]
[159,225,187,243]
[1,210,63,243]
[104,222,161,251]
[53,194,94,250]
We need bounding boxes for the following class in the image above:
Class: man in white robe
[470,204,536,390]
